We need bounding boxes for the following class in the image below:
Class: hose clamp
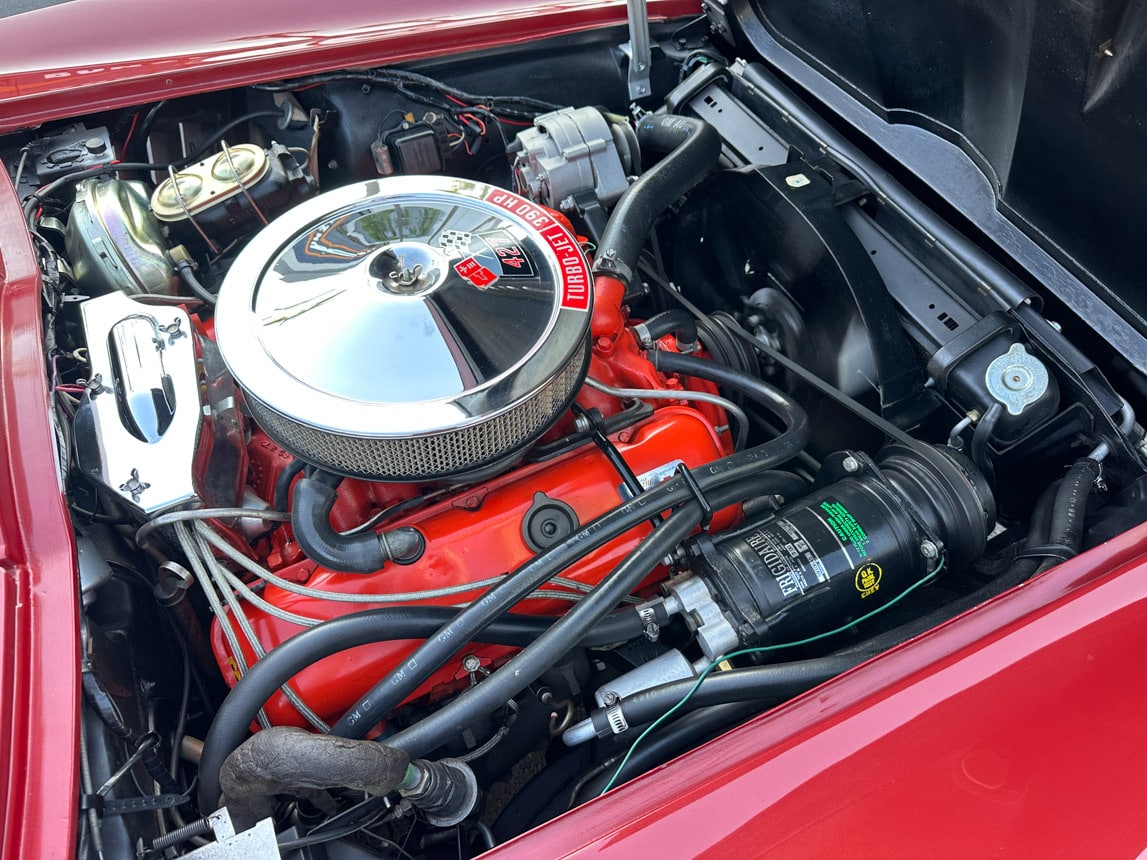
[631,321,654,350]
[601,692,629,735]
[636,601,660,641]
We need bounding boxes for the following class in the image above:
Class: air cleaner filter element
[215,176,592,481]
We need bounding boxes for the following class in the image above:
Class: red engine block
[213,405,733,728]
[211,276,738,729]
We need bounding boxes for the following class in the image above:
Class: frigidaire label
[742,497,869,600]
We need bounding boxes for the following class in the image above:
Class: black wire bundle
[254,67,557,156]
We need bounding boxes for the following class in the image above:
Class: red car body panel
[2,2,1146,857]
[491,520,1147,857]
[0,0,697,133]
[0,172,80,857]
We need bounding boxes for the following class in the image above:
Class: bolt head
[920,540,939,559]
[841,455,861,473]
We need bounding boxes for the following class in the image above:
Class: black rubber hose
[173,259,217,305]
[204,381,807,803]
[650,349,799,413]
[197,606,645,812]
[588,655,860,738]
[636,310,698,349]
[291,477,425,574]
[383,476,788,760]
[969,403,1002,485]
[331,409,807,740]
[272,458,306,513]
[592,115,721,286]
[1045,458,1100,557]
[130,100,167,162]
[587,470,1074,743]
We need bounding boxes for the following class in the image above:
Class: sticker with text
[454,256,499,288]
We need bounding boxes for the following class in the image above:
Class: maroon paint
[0,170,80,855]
[3,2,1146,857]
[0,0,698,133]
[488,521,1147,857]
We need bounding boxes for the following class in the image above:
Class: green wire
[598,556,946,795]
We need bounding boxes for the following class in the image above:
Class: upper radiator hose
[592,115,721,287]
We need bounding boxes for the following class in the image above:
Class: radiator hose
[592,114,721,287]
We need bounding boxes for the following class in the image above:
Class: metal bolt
[119,468,151,503]
[841,455,861,473]
[920,540,939,559]
[461,655,482,673]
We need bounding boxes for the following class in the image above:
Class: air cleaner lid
[215,176,592,443]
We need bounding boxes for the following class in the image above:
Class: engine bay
[7,9,1147,858]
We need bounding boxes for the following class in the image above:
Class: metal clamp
[602,692,630,735]
[636,600,661,641]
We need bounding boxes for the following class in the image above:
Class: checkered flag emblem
[439,230,473,256]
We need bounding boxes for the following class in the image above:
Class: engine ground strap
[81,792,190,817]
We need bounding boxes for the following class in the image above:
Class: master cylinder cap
[215,176,592,481]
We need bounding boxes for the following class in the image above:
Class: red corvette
[4,1,1147,857]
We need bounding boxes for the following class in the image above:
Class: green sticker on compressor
[819,500,870,559]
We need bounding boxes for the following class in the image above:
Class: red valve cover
[212,405,735,729]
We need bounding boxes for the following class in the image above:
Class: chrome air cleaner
[215,176,592,481]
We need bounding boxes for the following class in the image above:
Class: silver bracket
[184,808,281,859]
[623,0,653,99]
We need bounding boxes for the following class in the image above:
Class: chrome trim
[64,179,176,296]
[74,292,201,514]
[215,176,592,479]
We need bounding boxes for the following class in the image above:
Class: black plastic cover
[735,0,1147,332]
